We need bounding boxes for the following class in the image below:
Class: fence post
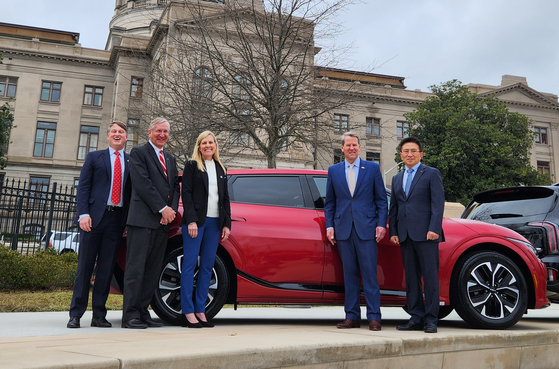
[10,196,23,251]
[45,182,57,248]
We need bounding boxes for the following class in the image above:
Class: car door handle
[232,217,246,222]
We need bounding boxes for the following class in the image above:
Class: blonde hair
[191,131,226,173]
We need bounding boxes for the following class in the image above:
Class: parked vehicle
[462,185,559,302]
[41,231,79,254]
[112,169,549,329]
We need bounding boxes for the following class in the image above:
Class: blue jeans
[180,218,220,314]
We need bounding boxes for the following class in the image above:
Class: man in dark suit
[389,137,445,333]
[121,117,180,329]
[67,121,130,328]
[324,131,388,331]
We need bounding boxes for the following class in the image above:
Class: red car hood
[445,217,531,243]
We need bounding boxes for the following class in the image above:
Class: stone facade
[0,0,557,189]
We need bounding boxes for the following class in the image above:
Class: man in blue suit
[389,137,444,333]
[325,131,388,331]
[67,121,130,328]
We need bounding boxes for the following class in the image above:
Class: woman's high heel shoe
[195,315,215,328]
[181,315,203,328]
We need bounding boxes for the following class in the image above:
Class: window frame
[126,118,139,153]
[366,151,380,164]
[333,114,349,132]
[33,122,57,158]
[397,121,409,138]
[366,117,380,136]
[130,77,144,99]
[77,125,100,160]
[83,86,104,107]
[0,76,18,98]
[40,81,62,103]
[535,127,548,145]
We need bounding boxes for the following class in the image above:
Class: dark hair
[398,137,423,152]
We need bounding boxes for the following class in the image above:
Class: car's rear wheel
[451,251,527,329]
[151,247,230,325]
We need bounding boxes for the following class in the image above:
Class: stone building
[0,0,557,190]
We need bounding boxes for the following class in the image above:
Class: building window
[73,178,79,194]
[83,86,104,106]
[29,176,50,205]
[538,161,551,177]
[78,126,99,160]
[366,117,380,136]
[130,77,143,98]
[333,148,343,164]
[126,119,139,153]
[334,114,348,132]
[0,76,17,98]
[33,122,57,157]
[233,74,251,101]
[535,127,548,144]
[40,81,61,102]
[397,121,409,138]
[230,131,250,146]
[366,152,380,164]
[193,67,213,110]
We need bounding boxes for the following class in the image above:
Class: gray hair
[149,117,170,131]
[341,131,360,145]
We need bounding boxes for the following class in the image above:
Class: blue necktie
[404,168,414,196]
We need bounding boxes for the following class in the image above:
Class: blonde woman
[180,131,231,328]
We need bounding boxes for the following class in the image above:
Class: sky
[2,0,558,94]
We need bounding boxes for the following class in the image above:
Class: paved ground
[1,305,559,368]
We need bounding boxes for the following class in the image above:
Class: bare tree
[140,0,357,168]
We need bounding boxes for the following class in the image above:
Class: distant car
[462,185,559,302]
[41,231,79,254]
[112,169,549,329]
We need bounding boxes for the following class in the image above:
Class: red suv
[112,169,549,329]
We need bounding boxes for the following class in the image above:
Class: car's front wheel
[151,247,230,325]
[451,251,528,329]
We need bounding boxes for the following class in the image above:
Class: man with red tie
[121,117,180,329]
[67,121,130,328]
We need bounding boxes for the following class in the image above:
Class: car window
[231,176,305,207]
[53,233,71,241]
[464,198,554,221]
[312,176,327,208]
[73,234,79,242]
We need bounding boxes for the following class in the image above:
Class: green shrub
[0,245,77,290]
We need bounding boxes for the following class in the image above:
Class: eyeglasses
[401,149,420,154]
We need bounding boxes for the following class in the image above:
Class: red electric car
[112,169,549,329]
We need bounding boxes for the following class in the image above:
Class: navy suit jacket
[74,148,130,229]
[126,142,180,229]
[324,159,388,241]
[389,163,445,243]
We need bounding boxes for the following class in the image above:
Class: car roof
[228,169,327,175]
[472,185,558,204]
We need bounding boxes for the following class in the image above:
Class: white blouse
[205,159,220,218]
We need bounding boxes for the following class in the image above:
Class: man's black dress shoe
[181,315,203,328]
[396,320,423,331]
[91,317,112,328]
[142,318,163,327]
[424,322,438,333]
[121,318,148,329]
[67,317,80,329]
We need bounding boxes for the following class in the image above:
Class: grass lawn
[0,290,123,312]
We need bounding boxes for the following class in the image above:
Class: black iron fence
[0,178,77,255]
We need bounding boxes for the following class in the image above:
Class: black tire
[401,305,454,320]
[451,251,528,329]
[151,247,230,325]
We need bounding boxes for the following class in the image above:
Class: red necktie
[111,151,121,205]
[159,150,167,178]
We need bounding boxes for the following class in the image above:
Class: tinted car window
[312,176,327,208]
[231,176,305,207]
[464,198,554,221]
[54,233,71,241]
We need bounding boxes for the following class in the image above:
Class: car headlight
[505,237,538,256]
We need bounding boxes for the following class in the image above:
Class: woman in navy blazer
[180,131,231,328]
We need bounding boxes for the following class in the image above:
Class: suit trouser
[122,225,168,321]
[69,208,122,319]
[400,238,440,324]
[337,224,381,321]
[180,217,220,314]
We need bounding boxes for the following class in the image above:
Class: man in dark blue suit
[67,121,130,328]
[325,131,388,331]
[389,137,445,333]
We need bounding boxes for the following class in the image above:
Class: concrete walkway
[1,305,559,369]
